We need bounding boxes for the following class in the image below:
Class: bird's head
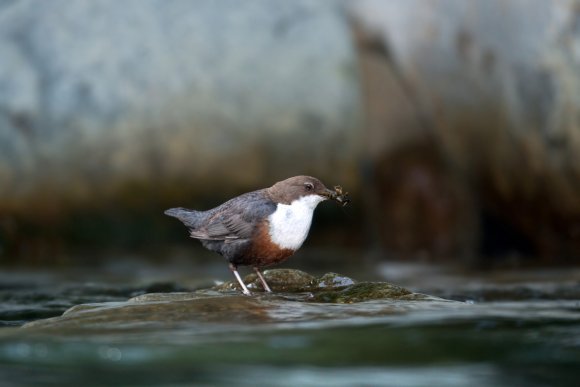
[267,176,350,207]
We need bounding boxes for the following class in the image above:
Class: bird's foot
[254,267,273,293]
[229,263,252,296]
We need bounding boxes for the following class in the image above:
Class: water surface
[1,261,579,386]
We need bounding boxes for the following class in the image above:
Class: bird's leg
[253,267,272,293]
[228,263,251,295]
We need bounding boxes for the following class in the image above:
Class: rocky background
[0,0,579,266]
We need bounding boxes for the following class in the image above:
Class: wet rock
[173,269,433,303]
[129,291,213,303]
[0,279,156,327]
[314,272,356,289]
[220,269,449,306]
[214,269,359,294]
[24,295,271,330]
[21,269,449,330]
[214,269,317,293]
[312,282,414,303]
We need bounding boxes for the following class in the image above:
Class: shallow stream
[1,260,579,386]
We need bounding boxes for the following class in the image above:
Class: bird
[164,175,349,295]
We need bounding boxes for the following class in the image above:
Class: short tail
[164,207,204,229]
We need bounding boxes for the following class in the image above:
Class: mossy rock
[21,269,454,330]
[213,269,357,293]
[213,269,433,303]
[214,268,315,293]
[311,282,431,303]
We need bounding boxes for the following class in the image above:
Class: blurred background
[2,1,580,385]
[1,0,579,272]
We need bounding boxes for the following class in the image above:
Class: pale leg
[254,267,272,293]
[229,263,251,295]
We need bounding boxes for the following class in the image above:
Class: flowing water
[0,259,579,386]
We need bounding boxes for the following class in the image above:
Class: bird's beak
[320,188,336,200]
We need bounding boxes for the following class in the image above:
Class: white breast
[268,194,326,250]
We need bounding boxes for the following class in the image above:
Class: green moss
[311,282,413,303]
[214,269,432,303]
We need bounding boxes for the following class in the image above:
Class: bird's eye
[304,182,314,191]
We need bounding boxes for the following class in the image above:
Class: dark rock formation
[351,0,580,262]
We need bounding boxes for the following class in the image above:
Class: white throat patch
[268,194,325,250]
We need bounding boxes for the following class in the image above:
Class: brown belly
[242,222,295,267]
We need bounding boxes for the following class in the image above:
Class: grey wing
[189,192,276,242]
[192,213,254,241]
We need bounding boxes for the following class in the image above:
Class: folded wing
[188,190,276,242]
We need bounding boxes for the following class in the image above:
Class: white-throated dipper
[165,176,349,295]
